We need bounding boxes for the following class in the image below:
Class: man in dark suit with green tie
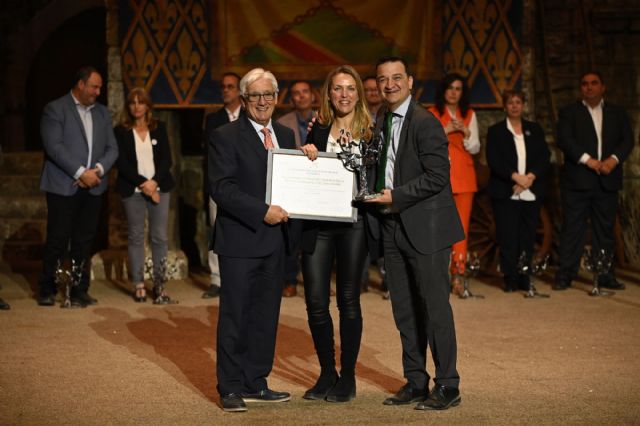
[366,56,464,411]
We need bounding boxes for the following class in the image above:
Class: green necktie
[375,112,394,192]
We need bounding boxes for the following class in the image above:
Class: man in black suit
[202,72,243,299]
[554,72,634,290]
[209,68,295,412]
[366,56,464,411]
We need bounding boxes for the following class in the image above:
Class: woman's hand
[301,144,319,161]
[443,120,458,135]
[511,173,535,189]
[139,179,159,200]
[444,118,470,138]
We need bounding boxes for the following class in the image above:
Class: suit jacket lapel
[66,94,89,145]
[394,100,414,172]
[578,102,599,143]
[240,116,268,161]
[601,103,614,150]
[273,123,292,150]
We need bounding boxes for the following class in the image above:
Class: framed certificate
[266,149,357,222]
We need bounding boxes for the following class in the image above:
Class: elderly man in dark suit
[202,72,243,299]
[37,66,118,307]
[554,71,634,290]
[209,68,296,412]
[366,56,464,411]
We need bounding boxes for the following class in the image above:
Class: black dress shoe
[552,279,571,291]
[240,388,291,403]
[326,374,356,403]
[518,275,531,291]
[598,277,625,290]
[0,297,10,310]
[202,284,220,299]
[303,371,338,400]
[37,294,56,306]
[220,393,247,412]
[71,292,98,306]
[415,384,461,410]
[383,383,427,405]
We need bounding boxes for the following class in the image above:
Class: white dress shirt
[383,95,411,190]
[507,119,535,201]
[133,129,155,192]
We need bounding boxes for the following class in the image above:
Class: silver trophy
[335,128,383,201]
[451,251,484,299]
[55,259,85,308]
[583,248,614,297]
[517,251,550,299]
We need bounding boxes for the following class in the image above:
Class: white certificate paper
[266,149,357,222]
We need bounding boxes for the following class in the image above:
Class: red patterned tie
[261,127,274,150]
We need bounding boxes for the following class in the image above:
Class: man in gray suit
[367,56,464,411]
[37,66,118,307]
[277,80,315,148]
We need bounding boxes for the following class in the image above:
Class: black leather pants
[302,220,366,375]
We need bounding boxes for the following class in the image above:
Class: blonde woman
[298,65,372,403]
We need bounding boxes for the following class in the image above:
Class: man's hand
[599,157,617,175]
[511,172,527,188]
[264,205,289,225]
[364,189,392,205]
[512,184,525,195]
[78,168,101,188]
[585,158,602,174]
[301,144,318,161]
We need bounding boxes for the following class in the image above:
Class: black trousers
[216,243,284,396]
[302,220,366,375]
[557,186,618,281]
[38,190,102,296]
[491,198,541,287]
[382,216,459,390]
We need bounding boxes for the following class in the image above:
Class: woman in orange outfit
[429,74,480,294]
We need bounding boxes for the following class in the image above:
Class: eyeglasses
[245,92,276,102]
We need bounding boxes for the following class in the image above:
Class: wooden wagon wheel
[467,191,553,276]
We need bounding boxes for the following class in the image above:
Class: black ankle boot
[303,370,338,400]
[325,374,356,402]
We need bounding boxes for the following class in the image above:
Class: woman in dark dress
[486,90,551,292]
[298,65,372,403]
[114,88,176,304]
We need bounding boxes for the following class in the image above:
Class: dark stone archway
[25,7,107,151]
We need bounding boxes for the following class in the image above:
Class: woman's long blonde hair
[318,65,372,141]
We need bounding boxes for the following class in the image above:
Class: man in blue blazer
[209,68,295,412]
[367,57,464,411]
[554,72,634,290]
[37,66,118,306]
